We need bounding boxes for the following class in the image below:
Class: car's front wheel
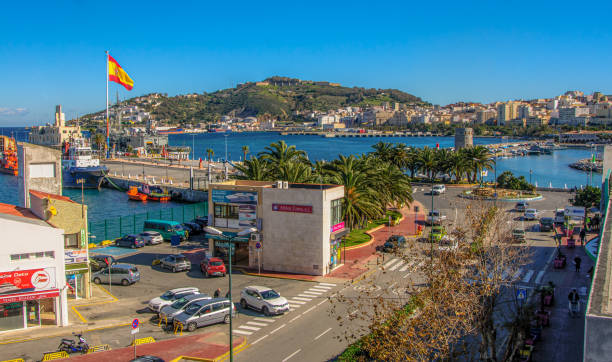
[262,306,271,316]
[187,322,197,332]
[224,314,231,324]
[121,279,130,286]
[93,278,101,284]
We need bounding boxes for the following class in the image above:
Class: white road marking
[246,321,268,327]
[304,290,323,295]
[288,304,301,309]
[317,299,327,306]
[302,305,317,315]
[253,317,275,323]
[282,349,301,362]
[293,297,312,301]
[251,334,269,345]
[299,294,317,298]
[271,323,287,334]
[309,287,329,292]
[314,285,332,290]
[314,327,332,340]
[389,261,404,271]
[522,270,535,283]
[416,260,425,268]
[238,325,260,331]
[383,258,400,268]
[289,315,301,323]
[319,283,336,286]
[399,262,411,272]
[233,329,253,335]
[512,268,523,281]
[388,282,397,289]
[349,309,359,316]
[287,300,306,304]
[402,273,411,279]
[535,270,546,284]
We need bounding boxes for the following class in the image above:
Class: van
[554,209,565,224]
[143,219,187,241]
[173,298,236,332]
[91,263,140,286]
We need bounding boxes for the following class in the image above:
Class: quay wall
[104,176,209,203]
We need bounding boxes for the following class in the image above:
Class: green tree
[206,148,214,162]
[258,140,309,179]
[417,147,438,179]
[241,145,249,162]
[234,157,269,181]
[93,133,105,151]
[572,186,601,208]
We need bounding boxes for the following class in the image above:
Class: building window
[10,251,55,261]
[330,198,343,226]
[44,251,55,259]
[64,233,80,248]
[214,203,239,219]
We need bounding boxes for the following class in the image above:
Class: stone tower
[455,127,473,150]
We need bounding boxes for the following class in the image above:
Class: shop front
[330,222,348,270]
[64,249,90,300]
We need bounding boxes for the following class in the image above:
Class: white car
[240,286,290,316]
[524,209,538,220]
[554,208,565,224]
[437,235,458,253]
[139,231,164,245]
[432,184,446,195]
[426,210,447,225]
[148,287,199,312]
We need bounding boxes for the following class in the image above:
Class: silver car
[159,293,211,323]
[174,298,236,332]
[91,264,140,286]
[240,286,290,316]
[148,287,200,312]
[140,231,163,245]
[160,254,191,272]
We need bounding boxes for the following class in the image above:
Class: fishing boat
[0,136,18,176]
[127,186,147,201]
[140,184,171,202]
[62,138,108,189]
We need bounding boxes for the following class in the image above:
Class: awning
[205,233,250,243]
[0,289,60,303]
[331,228,350,239]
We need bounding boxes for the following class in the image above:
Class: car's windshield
[174,225,184,230]
[261,290,281,300]
[184,303,202,315]
[171,297,189,309]
[211,261,223,266]
[175,256,187,262]
[160,291,175,301]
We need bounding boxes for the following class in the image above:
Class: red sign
[0,290,60,303]
[0,268,56,294]
[331,222,345,233]
[272,204,313,213]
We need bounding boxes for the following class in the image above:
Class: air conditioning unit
[282,181,289,189]
[250,233,261,242]
[276,181,283,188]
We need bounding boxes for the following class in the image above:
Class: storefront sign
[212,190,258,205]
[331,222,345,233]
[65,249,88,264]
[272,204,313,213]
[0,290,60,303]
[0,268,57,294]
[239,204,257,227]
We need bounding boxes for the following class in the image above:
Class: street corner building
[207,181,347,276]
[0,203,69,332]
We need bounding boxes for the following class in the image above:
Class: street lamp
[204,226,257,362]
[76,178,85,218]
[529,169,533,186]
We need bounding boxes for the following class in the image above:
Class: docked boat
[139,184,170,202]
[127,186,148,201]
[0,136,18,176]
[62,139,108,189]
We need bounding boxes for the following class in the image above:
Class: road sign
[255,242,261,249]
[132,318,139,329]
[516,288,527,300]
[131,327,139,334]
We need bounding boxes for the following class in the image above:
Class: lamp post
[204,226,257,362]
[76,178,85,218]
[529,169,533,186]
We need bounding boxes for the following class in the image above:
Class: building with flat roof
[207,180,346,276]
[28,105,81,146]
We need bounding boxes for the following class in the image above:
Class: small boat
[127,186,148,201]
[0,136,18,176]
[140,184,171,202]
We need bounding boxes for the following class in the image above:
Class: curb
[215,337,249,362]
[233,267,319,282]
[343,212,409,251]
[0,322,132,345]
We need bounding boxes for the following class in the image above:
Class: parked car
[515,201,529,212]
[143,219,187,241]
[129,356,165,362]
[512,229,526,243]
[539,217,554,232]
[432,184,446,195]
[159,254,192,272]
[159,293,212,323]
[173,298,236,332]
[92,264,140,286]
[426,210,447,225]
[115,234,145,248]
[428,225,447,242]
[438,235,458,253]
[554,208,566,224]
[378,235,406,252]
[240,286,290,316]
[139,231,164,245]
[90,255,116,272]
[183,222,202,234]
[191,217,209,228]
[524,209,538,220]
[200,257,226,277]
[148,287,200,312]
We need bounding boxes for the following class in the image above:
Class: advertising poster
[239,204,257,227]
[65,249,88,264]
[212,190,258,205]
[0,268,57,294]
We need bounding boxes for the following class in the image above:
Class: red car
[200,257,226,277]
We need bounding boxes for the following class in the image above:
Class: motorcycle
[57,333,89,354]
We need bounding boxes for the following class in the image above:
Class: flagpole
[106,50,110,159]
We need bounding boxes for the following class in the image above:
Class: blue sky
[1,0,611,125]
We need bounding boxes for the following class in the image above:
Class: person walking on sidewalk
[580,228,586,246]
[214,288,221,298]
[568,288,580,317]
[574,256,582,272]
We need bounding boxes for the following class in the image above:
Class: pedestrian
[568,288,580,317]
[580,228,586,246]
[574,256,582,272]
[214,288,221,298]
[225,291,230,299]
[587,266,594,279]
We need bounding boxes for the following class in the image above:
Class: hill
[81,76,427,124]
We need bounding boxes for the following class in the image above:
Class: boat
[0,136,18,176]
[127,186,147,201]
[139,184,171,202]
[62,138,108,189]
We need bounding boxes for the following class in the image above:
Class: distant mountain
[81,76,427,124]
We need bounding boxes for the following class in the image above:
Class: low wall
[105,177,208,203]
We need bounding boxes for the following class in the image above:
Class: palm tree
[93,133,105,150]
[371,161,413,210]
[404,147,421,178]
[206,148,214,162]
[417,147,438,179]
[234,157,269,181]
[371,141,394,163]
[462,146,493,183]
[449,151,469,183]
[258,141,309,180]
[278,161,313,183]
[241,145,249,162]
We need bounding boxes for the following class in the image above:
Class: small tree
[572,185,601,209]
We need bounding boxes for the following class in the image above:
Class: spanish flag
[108,55,134,91]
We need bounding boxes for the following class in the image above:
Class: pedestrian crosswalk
[232,282,337,336]
[381,258,425,275]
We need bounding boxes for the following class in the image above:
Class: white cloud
[0,107,28,116]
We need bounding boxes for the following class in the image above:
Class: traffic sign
[131,327,139,334]
[255,242,261,249]
[516,288,527,300]
[132,318,139,329]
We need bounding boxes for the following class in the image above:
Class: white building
[559,107,590,125]
[317,115,340,127]
[0,204,68,332]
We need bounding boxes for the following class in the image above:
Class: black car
[192,217,208,228]
[115,234,145,248]
[183,222,202,234]
[90,255,117,272]
[539,217,554,232]
[130,356,165,362]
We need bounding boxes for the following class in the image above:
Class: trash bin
[414,206,419,212]
[171,235,181,246]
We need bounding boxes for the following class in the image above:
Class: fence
[88,202,208,243]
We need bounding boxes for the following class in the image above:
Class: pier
[279,131,443,137]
